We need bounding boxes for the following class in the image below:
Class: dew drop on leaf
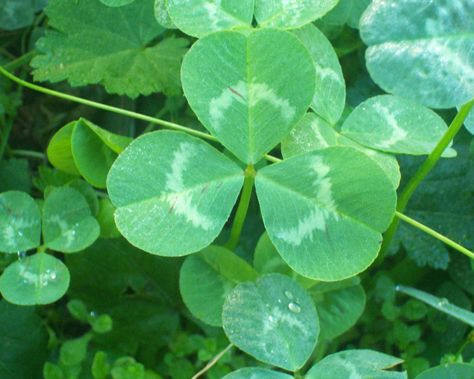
[288,302,301,313]
[284,290,294,300]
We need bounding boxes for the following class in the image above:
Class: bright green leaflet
[292,24,346,125]
[0,191,41,254]
[341,95,456,156]
[42,187,100,253]
[256,146,396,281]
[281,112,401,188]
[47,121,80,175]
[396,285,474,327]
[154,0,176,29]
[223,368,293,379]
[306,349,406,378]
[181,28,315,164]
[222,273,319,371]
[0,0,35,31]
[99,0,135,6]
[167,0,254,38]
[180,245,258,326]
[107,131,244,256]
[31,0,189,98]
[360,0,474,109]
[0,253,70,305]
[255,0,339,29]
[310,277,366,340]
[416,364,474,379]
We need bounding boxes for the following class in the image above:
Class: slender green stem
[3,50,35,71]
[11,149,46,160]
[381,99,474,255]
[191,344,233,379]
[395,211,474,260]
[225,165,255,250]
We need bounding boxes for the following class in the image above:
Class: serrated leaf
[306,349,407,379]
[31,0,188,98]
[341,95,455,156]
[292,24,346,124]
[42,187,100,253]
[256,147,396,281]
[154,0,176,29]
[0,191,41,254]
[167,0,254,37]
[281,112,401,188]
[180,245,258,326]
[0,253,70,305]
[360,0,474,109]
[223,368,293,379]
[107,131,244,256]
[181,29,315,164]
[222,273,319,371]
[415,363,474,379]
[255,0,339,29]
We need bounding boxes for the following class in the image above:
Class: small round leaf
[222,273,319,371]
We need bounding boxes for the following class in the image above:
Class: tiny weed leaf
[0,253,70,305]
[256,146,396,281]
[360,0,474,108]
[181,29,315,164]
[107,131,244,256]
[222,273,319,371]
[0,191,41,254]
[223,368,293,379]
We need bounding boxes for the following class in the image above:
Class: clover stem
[380,99,474,255]
[225,165,255,251]
[10,149,46,160]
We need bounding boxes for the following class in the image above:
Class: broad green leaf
[42,187,100,253]
[31,0,189,97]
[306,349,406,378]
[0,191,41,254]
[222,273,319,371]
[396,285,474,327]
[281,113,401,188]
[292,25,345,124]
[167,0,254,37]
[0,300,48,379]
[0,253,70,305]
[310,277,366,340]
[180,245,258,326]
[360,0,474,109]
[100,0,135,6]
[154,0,176,29]
[107,131,244,256]
[256,147,396,281]
[341,95,455,156]
[47,121,80,175]
[0,0,35,31]
[181,29,315,164]
[416,364,474,379]
[255,0,339,29]
[223,368,293,379]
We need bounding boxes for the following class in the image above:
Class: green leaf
[180,245,258,326]
[0,0,35,31]
[292,24,346,124]
[0,159,32,193]
[416,363,474,379]
[107,131,244,256]
[310,277,366,340]
[167,0,254,37]
[42,187,100,253]
[341,95,455,156]
[320,0,371,29]
[59,334,92,366]
[255,147,396,281]
[31,0,189,97]
[396,285,474,328]
[96,198,121,239]
[255,0,339,29]
[100,0,135,6]
[0,300,48,379]
[154,0,176,29]
[223,368,293,379]
[0,253,70,305]
[47,121,80,175]
[181,28,315,164]
[222,273,319,371]
[306,349,406,378]
[0,191,41,254]
[281,112,401,188]
[360,0,474,109]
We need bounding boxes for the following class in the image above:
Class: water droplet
[277,299,282,304]
[50,272,57,280]
[90,311,97,317]
[395,285,401,291]
[437,298,449,307]
[284,290,294,300]
[17,251,26,260]
[17,231,24,237]
[288,302,301,313]
[268,315,275,323]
